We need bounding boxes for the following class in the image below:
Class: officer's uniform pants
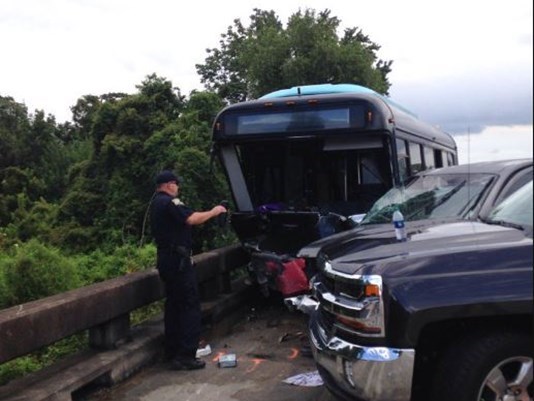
[157,252,201,360]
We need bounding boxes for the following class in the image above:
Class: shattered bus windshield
[237,139,390,216]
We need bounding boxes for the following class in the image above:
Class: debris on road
[196,344,212,358]
[218,353,238,368]
[278,331,304,343]
[283,371,324,387]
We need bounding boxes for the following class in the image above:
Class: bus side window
[409,142,424,174]
[396,138,410,182]
[446,152,455,166]
[423,146,435,169]
[434,149,444,168]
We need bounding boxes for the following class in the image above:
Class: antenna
[467,126,471,165]
[139,191,157,247]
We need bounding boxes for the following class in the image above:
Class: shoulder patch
[172,198,185,206]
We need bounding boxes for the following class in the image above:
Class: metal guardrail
[0,244,250,365]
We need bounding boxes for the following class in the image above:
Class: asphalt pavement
[81,298,338,401]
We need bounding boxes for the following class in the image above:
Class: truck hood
[298,218,455,259]
[321,221,532,277]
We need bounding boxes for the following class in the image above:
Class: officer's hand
[212,205,227,216]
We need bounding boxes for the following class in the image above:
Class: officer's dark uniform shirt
[151,192,194,251]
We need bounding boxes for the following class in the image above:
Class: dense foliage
[0,76,229,256]
[0,75,231,308]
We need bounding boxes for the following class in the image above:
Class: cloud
[453,125,533,164]
[389,63,533,134]
[1,0,532,134]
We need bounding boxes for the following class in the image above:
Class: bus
[211,83,457,297]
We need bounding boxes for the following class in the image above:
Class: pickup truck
[307,180,533,401]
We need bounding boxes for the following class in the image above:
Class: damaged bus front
[211,84,457,298]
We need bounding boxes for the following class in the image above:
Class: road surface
[82,299,339,401]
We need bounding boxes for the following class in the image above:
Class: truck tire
[431,331,533,401]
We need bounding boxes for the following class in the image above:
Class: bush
[3,240,81,305]
[75,243,156,285]
[0,356,40,386]
[74,249,109,285]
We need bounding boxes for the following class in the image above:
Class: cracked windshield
[361,173,494,224]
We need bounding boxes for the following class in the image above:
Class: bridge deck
[81,300,336,401]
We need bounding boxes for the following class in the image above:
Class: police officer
[150,170,227,370]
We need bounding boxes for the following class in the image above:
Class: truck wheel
[431,331,533,401]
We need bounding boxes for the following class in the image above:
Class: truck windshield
[487,180,533,229]
[361,173,495,224]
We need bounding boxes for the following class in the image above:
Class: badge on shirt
[172,198,185,206]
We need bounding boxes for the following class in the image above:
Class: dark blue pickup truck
[306,178,533,401]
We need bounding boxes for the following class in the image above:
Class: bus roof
[259,83,377,98]
[259,83,418,118]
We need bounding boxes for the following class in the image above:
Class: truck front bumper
[309,310,415,401]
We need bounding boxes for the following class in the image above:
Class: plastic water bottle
[392,210,407,241]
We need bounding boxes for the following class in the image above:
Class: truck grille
[318,272,365,299]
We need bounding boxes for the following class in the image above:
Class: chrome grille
[319,272,364,299]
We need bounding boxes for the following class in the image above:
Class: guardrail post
[89,313,131,350]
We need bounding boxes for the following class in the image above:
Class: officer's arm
[186,205,226,226]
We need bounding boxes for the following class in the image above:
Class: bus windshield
[237,139,390,216]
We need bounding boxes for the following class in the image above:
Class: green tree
[0,97,84,231]
[196,8,393,102]
[0,107,89,248]
[1,240,80,305]
[0,96,31,168]
[28,111,76,200]
[1,75,232,254]
[184,91,226,127]
[57,75,231,252]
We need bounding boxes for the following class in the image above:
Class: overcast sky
[1,0,532,164]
